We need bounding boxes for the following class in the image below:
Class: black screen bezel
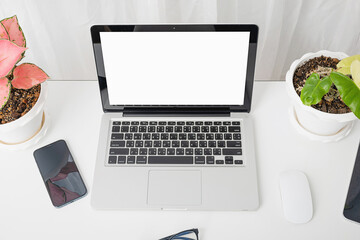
[91,24,258,114]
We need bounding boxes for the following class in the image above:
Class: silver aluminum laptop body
[90,25,259,211]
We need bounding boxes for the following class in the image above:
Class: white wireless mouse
[279,170,313,224]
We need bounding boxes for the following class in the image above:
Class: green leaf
[300,73,332,106]
[330,72,360,119]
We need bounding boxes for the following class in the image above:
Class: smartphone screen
[344,142,360,223]
[33,140,87,207]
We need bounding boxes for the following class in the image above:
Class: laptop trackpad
[147,170,201,206]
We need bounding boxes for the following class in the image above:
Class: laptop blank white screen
[100,32,250,105]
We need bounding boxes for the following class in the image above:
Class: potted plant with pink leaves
[0,15,49,146]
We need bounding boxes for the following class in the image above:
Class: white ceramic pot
[0,82,47,144]
[285,50,358,136]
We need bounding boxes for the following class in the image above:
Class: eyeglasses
[159,228,199,240]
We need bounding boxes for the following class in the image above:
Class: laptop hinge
[122,107,231,117]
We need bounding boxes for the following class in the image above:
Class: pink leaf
[0,77,11,109]
[0,15,26,47]
[0,39,27,78]
[0,23,9,40]
[11,63,49,89]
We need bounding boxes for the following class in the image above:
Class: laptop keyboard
[107,120,244,166]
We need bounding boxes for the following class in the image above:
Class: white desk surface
[1,80,360,240]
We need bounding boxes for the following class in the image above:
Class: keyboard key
[223,121,231,125]
[208,141,216,147]
[158,148,166,155]
[168,121,176,125]
[145,141,152,147]
[140,121,148,125]
[149,148,156,155]
[112,126,120,132]
[159,121,166,125]
[215,134,223,140]
[176,148,184,155]
[183,126,192,132]
[170,134,178,140]
[195,156,205,164]
[228,126,241,132]
[154,141,161,147]
[232,121,240,125]
[206,134,214,140]
[190,141,198,147]
[126,141,134,147]
[110,148,129,155]
[213,149,221,155]
[205,121,212,125]
[135,141,143,147]
[235,160,243,165]
[223,148,242,155]
[199,141,207,147]
[219,126,227,132]
[197,134,205,140]
[130,148,138,155]
[204,148,212,155]
[152,133,160,140]
[227,141,241,147]
[110,141,125,147]
[122,121,130,125]
[172,141,180,148]
[195,148,203,155]
[177,121,185,125]
[188,133,196,140]
[218,141,226,147]
[166,126,174,132]
[108,156,117,164]
[201,126,209,132]
[224,134,232,140]
[143,133,151,140]
[148,156,193,164]
[131,121,139,125]
[186,121,194,125]
[113,121,121,125]
[193,126,200,132]
[233,133,241,140]
[121,126,129,132]
[206,156,215,164]
[216,160,224,164]
[167,148,175,155]
[127,156,135,164]
[185,148,193,155]
[139,148,147,155]
[210,126,218,132]
[118,156,126,164]
[163,141,171,147]
[111,133,124,140]
[157,126,165,132]
[179,134,187,140]
[225,156,233,164]
[195,122,203,125]
[214,121,222,125]
[175,126,182,132]
[125,133,133,140]
[148,126,156,132]
[134,133,142,140]
[136,156,147,164]
[161,133,169,140]
[149,121,157,125]
[181,141,189,147]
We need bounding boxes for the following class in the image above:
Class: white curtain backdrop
[0,0,359,81]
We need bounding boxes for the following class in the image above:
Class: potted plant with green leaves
[0,15,49,146]
[286,50,360,141]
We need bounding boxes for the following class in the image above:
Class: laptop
[90,24,259,211]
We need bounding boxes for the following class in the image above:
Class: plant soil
[0,85,41,124]
[293,55,351,114]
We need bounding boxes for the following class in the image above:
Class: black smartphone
[344,141,360,223]
[33,140,87,208]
